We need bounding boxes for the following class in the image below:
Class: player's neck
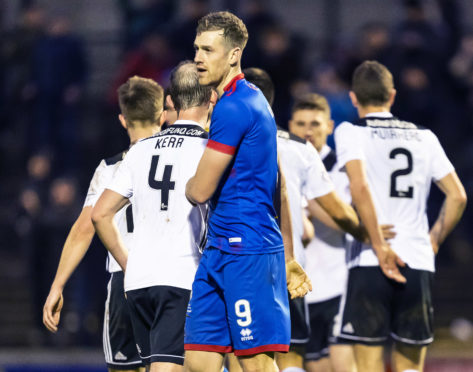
[216,66,242,97]
[357,105,391,118]
[175,106,209,128]
[128,126,160,145]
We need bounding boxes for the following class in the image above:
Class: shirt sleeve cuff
[207,139,236,155]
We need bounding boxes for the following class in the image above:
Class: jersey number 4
[389,148,413,198]
[148,155,175,210]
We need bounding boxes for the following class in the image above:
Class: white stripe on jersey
[108,120,208,292]
[84,152,132,273]
[277,130,334,268]
[335,112,454,272]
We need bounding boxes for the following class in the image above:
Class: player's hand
[356,224,396,244]
[374,242,406,283]
[43,287,64,333]
[381,224,396,240]
[430,232,439,255]
[286,259,312,299]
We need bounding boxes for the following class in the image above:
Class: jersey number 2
[389,148,413,198]
[148,155,175,210]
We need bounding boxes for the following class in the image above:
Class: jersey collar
[223,73,245,94]
[173,119,200,126]
[319,144,332,159]
[365,112,393,118]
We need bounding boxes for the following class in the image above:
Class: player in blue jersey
[184,11,310,372]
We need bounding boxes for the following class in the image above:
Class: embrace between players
[43,11,466,372]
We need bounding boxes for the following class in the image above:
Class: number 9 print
[235,299,252,327]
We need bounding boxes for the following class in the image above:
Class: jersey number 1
[148,155,175,210]
[389,148,414,198]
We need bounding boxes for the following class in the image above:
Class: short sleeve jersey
[83,152,132,273]
[277,130,334,267]
[205,74,283,254]
[305,145,351,304]
[108,121,208,291]
[335,112,454,272]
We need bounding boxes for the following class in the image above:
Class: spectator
[169,0,209,60]
[108,31,175,105]
[29,16,87,173]
[116,0,176,49]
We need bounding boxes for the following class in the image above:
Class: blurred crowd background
[0,0,472,353]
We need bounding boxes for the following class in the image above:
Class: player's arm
[302,211,314,246]
[430,172,467,254]
[307,198,396,242]
[91,189,130,271]
[345,159,406,283]
[279,169,312,298]
[186,147,233,205]
[312,191,361,238]
[42,206,95,333]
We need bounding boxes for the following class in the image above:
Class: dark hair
[169,60,212,111]
[163,87,171,111]
[118,76,163,125]
[197,11,248,49]
[291,93,331,117]
[243,67,275,106]
[352,60,394,106]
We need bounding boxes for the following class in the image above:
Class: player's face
[289,109,333,151]
[194,30,231,87]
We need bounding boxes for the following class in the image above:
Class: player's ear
[209,89,218,106]
[348,91,358,109]
[228,47,241,67]
[327,119,335,135]
[388,89,396,108]
[166,95,175,111]
[118,114,127,129]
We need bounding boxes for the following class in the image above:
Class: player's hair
[118,76,164,126]
[169,60,212,112]
[291,93,331,118]
[352,60,394,106]
[163,87,171,110]
[197,11,248,50]
[243,67,275,106]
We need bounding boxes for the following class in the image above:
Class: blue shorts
[184,248,290,356]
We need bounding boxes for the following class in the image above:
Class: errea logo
[240,328,253,341]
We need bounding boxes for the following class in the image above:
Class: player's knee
[183,353,217,372]
[183,357,203,372]
[238,354,276,372]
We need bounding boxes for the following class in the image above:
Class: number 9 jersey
[335,112,454,272]
[108,121,209,292]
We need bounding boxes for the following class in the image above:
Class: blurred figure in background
[1,5,46,166]
[169,0,210,60]
[30,177,83,344]
[29,15,88,173]
[116,0,176,50]
[252,23,306,124]
[108,31,175,106]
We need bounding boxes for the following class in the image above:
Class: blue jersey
[206,74,283,254]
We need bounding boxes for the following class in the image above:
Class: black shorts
[335,266,434,346]
[126,285,191,365]
[306,296,341,361]
[103,272,143,370]
[288,293,310,345]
